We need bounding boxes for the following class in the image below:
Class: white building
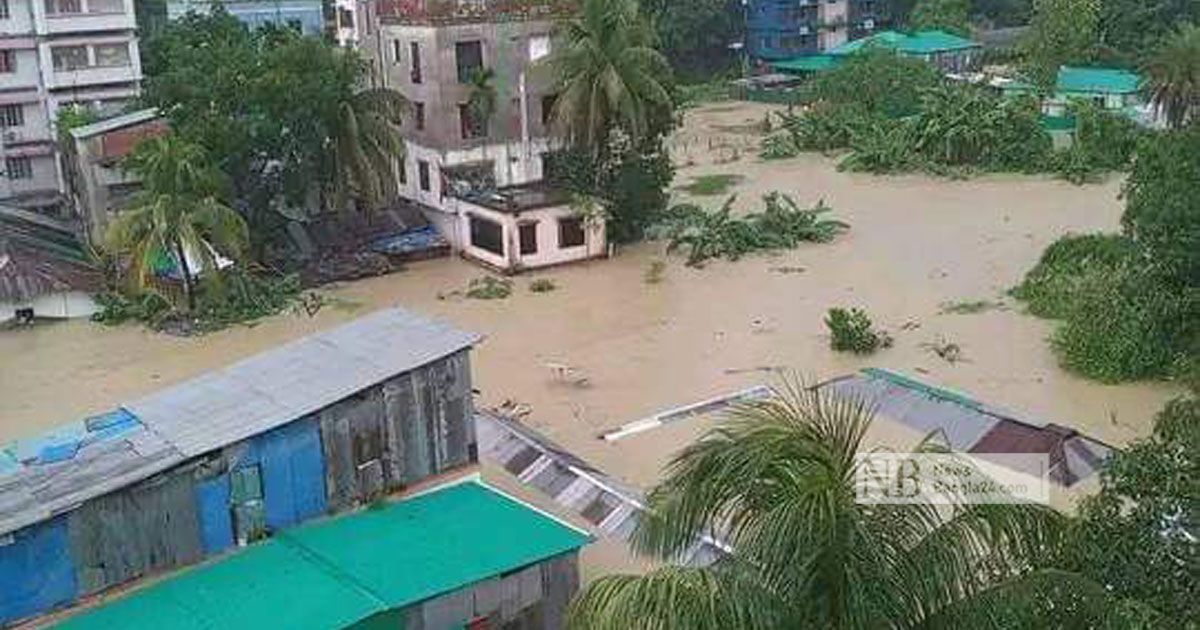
[0,0,141,217]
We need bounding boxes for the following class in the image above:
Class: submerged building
[745,0,889,61]
[0,307,591,627]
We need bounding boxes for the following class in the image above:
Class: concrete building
[0,0,142,217]
[166,0,324,37]
[360,0,582,257]
[746,0,888,61]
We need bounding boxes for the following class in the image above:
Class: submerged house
[993,66,1146,119]
[773,29,983,76]
[0,241,101,324]
[0,307,590,627]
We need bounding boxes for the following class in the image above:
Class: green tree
[1143,24,1200,130]
[909,0,973,36]
[1122,124,1200,282]
[1022,0,1100,90]
[568,381,1108,629]
[328,88,409,212]
[1061,397,1198,622]
[1097,0,1200,64]
[812,48,945,118]
[548,0,673,151]
[641,0,742,78]
[106,137,248,311]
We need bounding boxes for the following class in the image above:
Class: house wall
[455,199,606,272]
[399,553,580,630]
[0,516,77,623]
[0,290,98,323]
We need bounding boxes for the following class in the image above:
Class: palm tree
[546,0,673,151]
[1143,24,1200,129]
[107,136,247,312]
[328,87,408,211]
[568,380,1110,629]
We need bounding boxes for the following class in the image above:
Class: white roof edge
[69,107,161,140]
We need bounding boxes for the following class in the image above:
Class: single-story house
[55,480,589,630]
[448,183,607,273]
[992,66,1143,117]
[0,241,101,324]
[774,30,983,76]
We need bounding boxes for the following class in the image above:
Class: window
[230,465,266,545]
[0,51,14,74]
[392,39,402,64]
[518,222,538,256]
[540,94,556,127]
[417,160,430,191]
[0,0,9,20]
[459,103,486,139]
[469,214,504,256]
[44,0,81,15]
[558,217,585,248]
[5,156,31,179]
[397,156,406,184]
[51,45,87,71]
[0,103,23,127]
[455,40,483,83]
[413,101,425,131]
[409,41,421,83]
[94,43,130,67]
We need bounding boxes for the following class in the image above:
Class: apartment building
[0,0,140,215]
[746,0,888,60]
[361,0,571,246]
[166,0,324,37]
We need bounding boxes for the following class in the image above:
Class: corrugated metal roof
[0,308,479,537]
[58,481,590,629]
[829,30,981,56]
[127,307,481,457]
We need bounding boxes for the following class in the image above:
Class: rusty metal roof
[0,242,102,302]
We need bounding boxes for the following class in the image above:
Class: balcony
[378,0,576,25]
[41,0,135,35]
[47,64,138,90]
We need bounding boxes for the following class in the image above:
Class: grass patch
[677,174,744,196]
[529,278,557,293]
[939,299,1003,315]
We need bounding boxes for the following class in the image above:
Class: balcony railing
[379,0,576,24]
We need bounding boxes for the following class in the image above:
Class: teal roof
[828,30,980,56]
[773,54,842,73]
[58,481,591,629]
[1001,66,1143,95]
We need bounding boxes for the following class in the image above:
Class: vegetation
[1048,100,1143,183]
[810,49,944,119]
[1060,396,1199,622]
[909,0,972,36]
[825,307,892,353]
[1142,24,1200,130]
[566,381,1103,629]
[465,276,514,300]
[1021,0,1100,90]
[940,299,1003,314]
[644,260,666,284]
[105,137,248,312]
[1097,0,1200,65]
[529,278,558,293]
[641,0,742,78]
[659,194,847,266]
[1123,125,1200,282]
[676,174,743,196]
[1011,233,1136,318]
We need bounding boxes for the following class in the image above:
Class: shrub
[529,278,557,293]
[759,132,800,160]
[1122,125,1200,283]
[1051,100,1143,183]
[811,48,944,117]
[1011,233,1138,318]
[92,290,173,327]
[466,276,513,299]
[826,307,892,354]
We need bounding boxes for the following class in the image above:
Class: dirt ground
[0,101,1183,575]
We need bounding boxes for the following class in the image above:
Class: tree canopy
[909,0,973,36]
[1021,0,1100,90]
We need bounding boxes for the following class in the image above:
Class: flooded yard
[0,103,1181,556]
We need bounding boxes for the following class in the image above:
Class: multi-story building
[0,0,141,216]
[166,0,324,36]
[360,0,570,247]
[746,0,888,61]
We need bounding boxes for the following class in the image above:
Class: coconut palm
[107,136,247,312]
[547,0,673,151]
[328,87,408,211]
[568,380,1109,629]
[1143,24,1200,129]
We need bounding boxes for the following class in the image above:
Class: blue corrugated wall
[0,516,77,624]
[194,416,328,551]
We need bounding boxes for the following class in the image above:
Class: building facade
[0,0,141,216]
[746,0,888,61]
[166,0,324,36]
[360,0,570,250]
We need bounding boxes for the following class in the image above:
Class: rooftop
[68,108,160,141]
[57,481,591,629]
[0,241,102,303]
[998,66,1143,95]
[455,182,572,214]
[0,308,480,537]
[829,29,981,56]
[378,0,575,25]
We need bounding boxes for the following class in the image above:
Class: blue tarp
[369,226,448,257]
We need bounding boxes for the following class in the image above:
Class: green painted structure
[773,30,982,75]
[57,481,591,630]
[998,66,1143,114]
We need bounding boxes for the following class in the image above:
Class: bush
[1011,233,1138,319]
[677,174,743,196]
[92,290,173,327]
[466,276,513,299]
[1122,125,1200,283]
[811,48,944,118]
[660,193,849,266]
[759,132,800,160]
[529,278,557,293]
[1051,101,1143,183]
[826,307,892,354]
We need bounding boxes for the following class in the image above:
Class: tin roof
[998,66,1143,95]
[127,307,481,457]
[58,481,591,629]
[0,308,480,536]
[829,30,981,56]
[0,242,102,302]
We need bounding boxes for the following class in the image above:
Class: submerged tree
[1143,24,1200,130]
[568,380,1119,629]
[106,137,247,311]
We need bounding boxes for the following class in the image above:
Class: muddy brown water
[0,102,1182,576]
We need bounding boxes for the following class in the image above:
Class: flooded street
[0,101,1181,530]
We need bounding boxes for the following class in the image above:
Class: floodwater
[0,102,1183,574]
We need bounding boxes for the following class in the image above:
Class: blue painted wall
[194,416,328,553]
[0,517,77,624]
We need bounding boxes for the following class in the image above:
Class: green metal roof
[1000,66,1143,95]
[828,30,980,56]
[773,54,842,74]
[58,481,591,630]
